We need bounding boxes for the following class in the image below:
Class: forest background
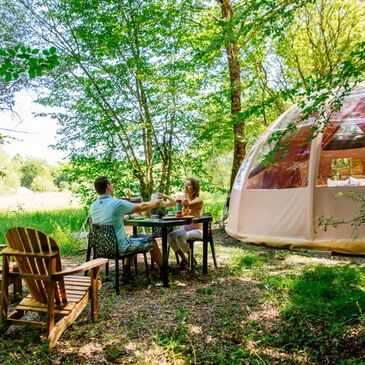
[0,0,364,204]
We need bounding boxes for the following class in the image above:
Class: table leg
[162,226,169,287]
[133,226,137,237]
[203,222,208,274]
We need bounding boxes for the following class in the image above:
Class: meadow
[0,208,87,255]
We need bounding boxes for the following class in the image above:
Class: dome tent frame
[227,85,365,255]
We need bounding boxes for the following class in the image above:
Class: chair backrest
[5,227,67,304]
[88,224,118,259]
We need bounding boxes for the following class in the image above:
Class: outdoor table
[124,215,212,287]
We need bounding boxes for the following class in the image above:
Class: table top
[124,215,212,227]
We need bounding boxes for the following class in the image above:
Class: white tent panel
[227,84,365,255]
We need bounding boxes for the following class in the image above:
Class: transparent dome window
[317,121,365,186]
[233,142,259,190]
[245,125,312,189]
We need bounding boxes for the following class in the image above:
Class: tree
[10,0,206,199]
[0,147,21,194]
[0,0,59,114]
[213,0,317,187]
[20,158,48,188]
[276,0,365,85]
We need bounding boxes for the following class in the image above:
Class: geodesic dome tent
[227,85,365,254]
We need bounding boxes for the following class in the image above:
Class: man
[90,176,163,277]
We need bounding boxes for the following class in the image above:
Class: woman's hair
[187,177,200,199]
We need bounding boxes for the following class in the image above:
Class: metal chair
[187,216,217,272]
[166,215,217,271]
[86,224,152,294]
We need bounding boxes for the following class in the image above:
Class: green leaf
[42,49,50,56]
[36,68,43,77]
[6,48,16,56]
[31,48,40,55]
[28,68,36,78]
[49,47,57,54]
[4,73,12,82]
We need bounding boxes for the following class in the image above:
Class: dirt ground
[0,191,82,212]
[1,228,365,364]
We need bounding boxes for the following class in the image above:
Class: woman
[158,177,204,268]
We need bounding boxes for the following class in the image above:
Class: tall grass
[0,208,87,255]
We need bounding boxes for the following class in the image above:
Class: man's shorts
[119,236,155,255]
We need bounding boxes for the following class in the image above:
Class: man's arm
[157,193,175,207]
[131,201,160,214]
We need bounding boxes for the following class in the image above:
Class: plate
[162,215,194,220]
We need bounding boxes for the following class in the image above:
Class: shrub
[59,181,70,191]
[30,176,57,192]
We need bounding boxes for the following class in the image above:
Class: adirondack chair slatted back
[5,227,67,304]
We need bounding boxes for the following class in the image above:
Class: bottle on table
[182,194,189,216]
[175,199,183,218]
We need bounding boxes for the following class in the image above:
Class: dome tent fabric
[226,84,365,255]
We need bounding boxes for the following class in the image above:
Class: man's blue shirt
[90,195,133,248]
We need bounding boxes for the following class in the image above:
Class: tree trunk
[218,0,246,189]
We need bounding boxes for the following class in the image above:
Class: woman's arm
[188,197,203,209]
[157,193,176,207]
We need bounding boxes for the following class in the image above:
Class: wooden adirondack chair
[0,244,22,301]
[0,227,107,349]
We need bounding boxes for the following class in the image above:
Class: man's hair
[94,176,110,195]
[187,177,200,199]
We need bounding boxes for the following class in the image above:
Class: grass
[1,210,365,364]
[0,208,87,255]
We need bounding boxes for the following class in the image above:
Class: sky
[0,90,67,165]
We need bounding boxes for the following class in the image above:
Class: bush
[59,181,70,191]
[70,182,78,192]
[30,176,57,192]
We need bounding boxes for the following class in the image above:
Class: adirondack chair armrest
[52,258,108,280]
